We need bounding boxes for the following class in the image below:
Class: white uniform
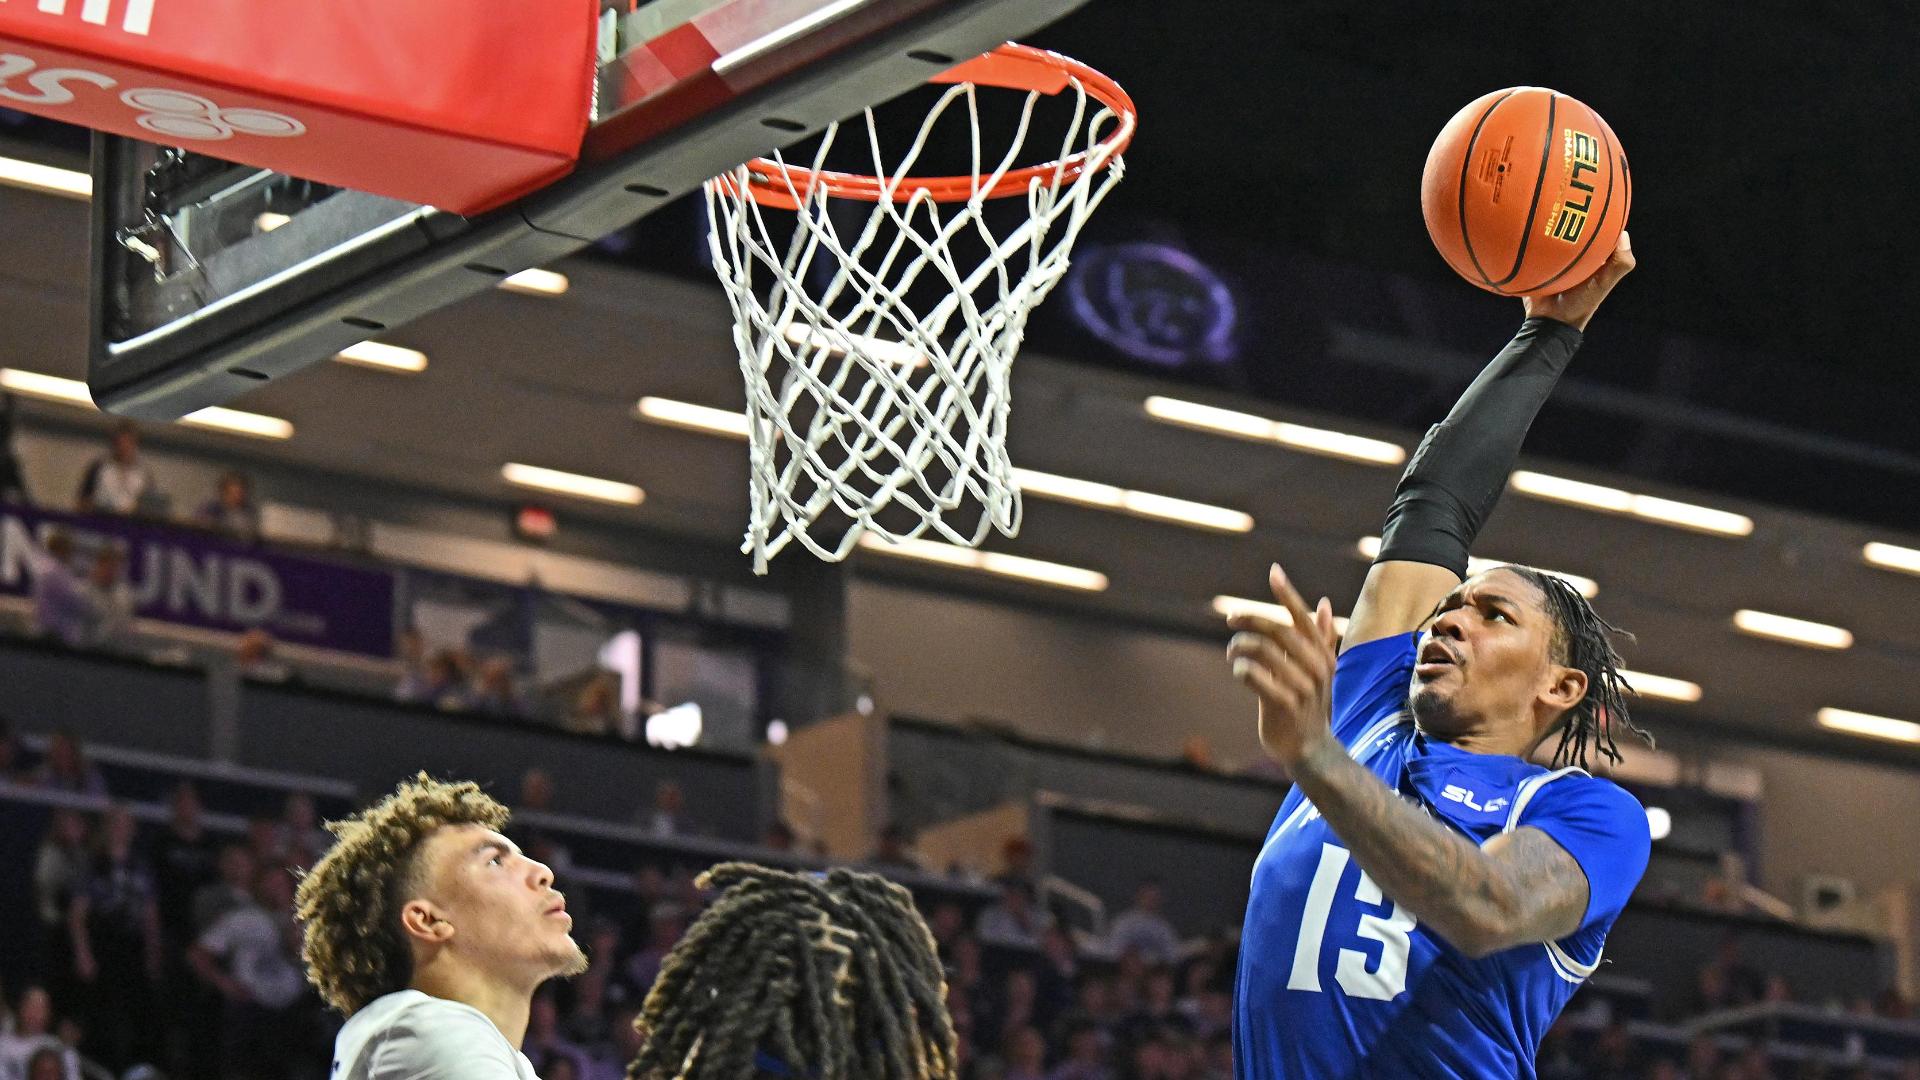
[330,989,539,1079]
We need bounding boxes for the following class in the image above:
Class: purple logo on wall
[1066,242,1237,366]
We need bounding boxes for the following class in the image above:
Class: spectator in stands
[1000,1026,1047,1080]
[567,672,624,737]
[642,780,686,837]
[1048,1021,1112,1080]
[192,843,258,933]
[925,901,967,958]
[151,781,218,951]
[0,391,30,506]
[190,866,309,1080]
[622,902,688,995]
[978,969,1042,1058]
[522,992,590,1078]
[246,814,286,869]
[32,732,106,797]
[67,803,162,1072]
[1106,879,1181,967]
[472,656,526,718]
[31,810,90,1014]
[995,835,1037,891]
[78,543,135,648]
[979,877,1053,950]
[0,986,79,1080]
[1037,925,1080,1020]
[869,822,924,873]
[277,790,330,864]
[391,628,430,701]
[583,1000,644,1080]
[1581,1019,1636,1080]
[235,628,295,684]
[195,469,261,542]
[26,532,91,648]
[74,420,159,516]
[1685,1034,1724,1079]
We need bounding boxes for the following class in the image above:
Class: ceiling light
[1864,542,1920,576]
[1645,806,1672,841]
[499,268,570,296]
[0,367,93,405]
[501,463,643,505]
[181,406,294,440]
[1618,670,1703,703]
[782,322,926,368]
[1508,471,1634,512]
[0,156,91,199]
[1732,609,1852,650]
[1355,536,1599,598]
[1509,471,1753,537]
[1210,596,1350,635]
[857,534,1107,591]
[635,397,751,438]
[1816,708,1920,744]
[1,368,291,438]
[334,341,427,373]
[1629,496,1754,536]
[1144,396,1405,466]
[1013,468,1254,533]
[1272,422,1407,466]
[255,212,291,232]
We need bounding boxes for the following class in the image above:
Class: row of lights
[2,158,1913,745]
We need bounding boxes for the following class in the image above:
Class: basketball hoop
[705,43,1135,572]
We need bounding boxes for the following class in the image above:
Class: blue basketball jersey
[1234,632,1650,1080]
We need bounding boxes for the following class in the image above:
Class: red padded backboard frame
[0,0,598,214]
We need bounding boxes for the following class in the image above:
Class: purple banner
[0,505,396,657]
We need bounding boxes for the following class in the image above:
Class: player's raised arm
[1341,232,1636,652]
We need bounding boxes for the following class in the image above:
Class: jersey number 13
[1287,843,1417,1001]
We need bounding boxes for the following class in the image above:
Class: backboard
[86,0,1091,419]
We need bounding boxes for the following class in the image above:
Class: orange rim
[721,43,1135,209]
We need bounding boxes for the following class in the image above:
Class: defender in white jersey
[294,774,588,1079]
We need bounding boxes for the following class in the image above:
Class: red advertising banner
[0,0,599,214]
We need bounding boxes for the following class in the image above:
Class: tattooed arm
[1287,737,1590,958]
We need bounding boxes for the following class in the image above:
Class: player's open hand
[1227,563,1342,767]
[1522,230,1635,332]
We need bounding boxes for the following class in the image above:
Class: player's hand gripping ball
[1422,87,1630,299]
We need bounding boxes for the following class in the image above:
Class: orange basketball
[1421,87,1630,298]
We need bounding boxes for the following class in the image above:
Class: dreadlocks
[1500,565,1655,771]
[628,863,958,1080]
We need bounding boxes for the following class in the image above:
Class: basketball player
[626,862,958,1080]
[1226,233,1650,1077]
[294,774,587,1079]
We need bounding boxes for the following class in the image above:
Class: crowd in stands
[0,415,682,742]
[2,727,1918,1080]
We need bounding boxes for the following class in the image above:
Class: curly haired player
[1227,234,1654,1078]
[295,774,586,1079]
[626,862,958,1080]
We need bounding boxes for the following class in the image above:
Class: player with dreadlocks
[627,862,957,1080]
[1226,233,1654,1078]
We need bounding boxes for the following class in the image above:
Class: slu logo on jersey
[1440,784,1509,814]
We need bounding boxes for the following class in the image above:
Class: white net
[705,55,1130,572]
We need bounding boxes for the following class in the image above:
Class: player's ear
[1541,665,1587,715]
[400,899,454,944]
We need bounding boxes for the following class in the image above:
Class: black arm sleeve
[1376,317,1584,577]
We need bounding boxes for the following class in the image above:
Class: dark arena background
[1,1,1918,1078]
